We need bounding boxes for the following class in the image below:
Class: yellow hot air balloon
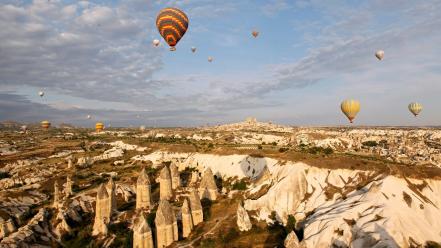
[95,122,104,132]
[408,102,423,117]
[341,99,360,123]
[41,120,51,129]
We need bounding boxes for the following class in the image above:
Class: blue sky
[0,0,440,127]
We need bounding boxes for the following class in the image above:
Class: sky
[0,0,440,127]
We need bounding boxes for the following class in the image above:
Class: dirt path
[176,215,231,248]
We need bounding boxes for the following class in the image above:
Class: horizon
[1,0,440,127]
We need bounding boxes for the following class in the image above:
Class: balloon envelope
[408,102,423,116]
[375,50,384,60]
[156,7,189,50]
[87,115,91,119]
[95,122,104,132]
[252,30,259,38]
[208,57,213,62]
[191,47,196,53]
[341,99,360,123]
[41,120,51,129]
[39,91,44,97]
[153,39,160,47]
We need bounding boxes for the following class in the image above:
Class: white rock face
[236,203,252,232]
[137,151,441,247]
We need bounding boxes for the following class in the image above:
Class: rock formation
[106,177,116,212]
[133,213,154,248]
[237,203,252,232]
[67,158,73,169]
[53,181,61,208]
[136,167,152,210]
[0,217,16,239]
[188,171,199,186]
[181,198,193,238]
[284,231,301,248]
[159,166,173,200]
[65,176,73,197]
[92,184,111,236]
[188,188,203,225]
[155,200,178,248]
[169,163,180,189]
[198,168,218,201]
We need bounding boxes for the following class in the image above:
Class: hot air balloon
[41,120,51,129]
[95,122,104,132]
[375,50,384,60]
[252,30,259,38]
[208,56,213,62]
[341,99,360,123]
[408,102,423,117]
[21,125,27,132]
[39,91,44,97]
[87,115,91,119]
[156,7,189,51]
[191,47,196,53]
[153,39,160,47]
[140,125,146,131]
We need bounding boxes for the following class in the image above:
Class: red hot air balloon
[156,7,189,51]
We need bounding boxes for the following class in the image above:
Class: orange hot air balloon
[41,120,51,129]
[156,7,189,51]
[95,122,104,132]
[252,30,259,38]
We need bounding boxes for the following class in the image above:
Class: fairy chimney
[92,184,111,236]
[106,177,116,212]
[188,188,203,225]
[169,163,180,189]
[155,200,178,248]
[136,168,152,210]
[53,181,61,208]
[67,158,73,169]
[159,166,173,200]
[181,198,193,238]
[188,171,199,186]
[198,168,218,201]
[65,176,73,197]
[133,213,154,248]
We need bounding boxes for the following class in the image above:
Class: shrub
[0,171,11,179]
[279,147,289,153]
[257,145,263,150]
[362,141,378,147]
[426,241,441,248]
[285,215,296,233]
[232,180,247,190]
[221,227,240,243]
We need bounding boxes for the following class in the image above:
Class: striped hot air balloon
[41,120,51,129]
[341,99,360,123]
[408,102,423,117]
[156,7,189,51]
[95,122,104,132]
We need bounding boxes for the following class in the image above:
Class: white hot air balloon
[208,56,213,62]
[191,47,196,53]
[87,115,91,119]
[140,125,146,131]
[39,91,44,97]
[153,39,160,47]
[375,50,384,60]
[21,125,27,131]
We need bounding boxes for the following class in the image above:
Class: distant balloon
[41,120,50,129]
[153,39,160,47]
[95,122,104,132]
[39,91,44,97]
[408,102,423,117]
[252,30,259,38]
[87,115,91,119]
[341,99,360,123]
[136,115,140,118]
[21,125,27,131]
[375,50,384,60]
[140,125,146,131]
[208,56,213,62]
[156,7,189,51]
[191,47,196,53]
